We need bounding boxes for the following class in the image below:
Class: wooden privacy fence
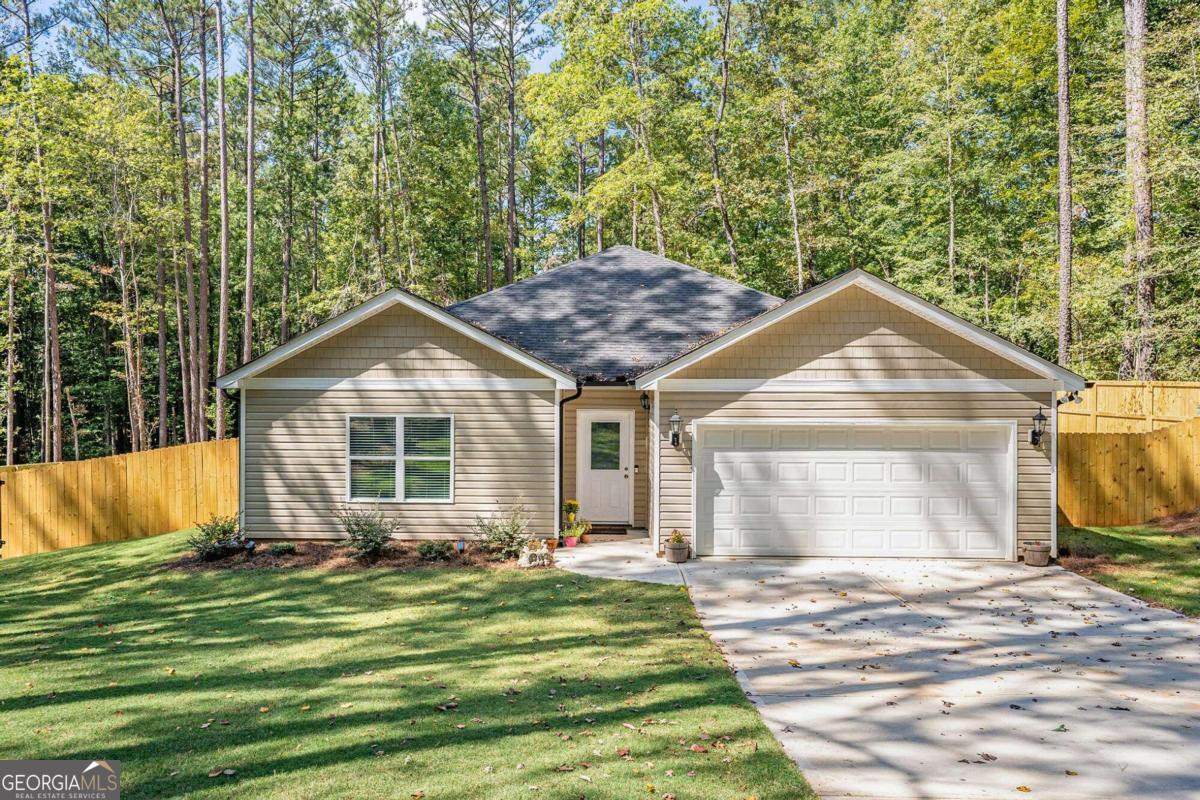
[0,439,238,559]
[1058,380,1200,433]
[1058,417,1200,527]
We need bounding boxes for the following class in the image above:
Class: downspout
[558,380,583,532]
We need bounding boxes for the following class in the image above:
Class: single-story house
[216,245,1085,561]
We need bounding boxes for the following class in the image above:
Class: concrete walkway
[558,543,1200,799]
[552,535,684,585]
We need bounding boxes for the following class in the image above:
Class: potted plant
[545,536,558,552]
[564,499,579,524]
[562,522,583,548]
[664,529,689,563]
[579,519,593,544]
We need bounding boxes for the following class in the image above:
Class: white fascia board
[216,289,576,389]
[656,378,1061,393]
[636,270,1086,391]
[238,377,557,391]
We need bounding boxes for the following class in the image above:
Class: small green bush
[417,540,454,561]
[267,542,297,556]
[334,505,394,561]
[475,504,530,561]
[188,515,244,561]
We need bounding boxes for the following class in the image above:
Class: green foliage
[187,515,244,561]
[334,505,394,561]
[417,539,455,561]
[474,504,530,560]
[267,542,298,556]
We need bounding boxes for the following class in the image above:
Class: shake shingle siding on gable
[449,245,781,382]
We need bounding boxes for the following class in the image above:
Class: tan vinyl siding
[657,392,1054,553]
[261,303,541,380]
[243,389,556,538]
[562,388,650,527]
[674,285,1040,380]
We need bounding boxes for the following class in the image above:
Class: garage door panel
[697,423,1012,559]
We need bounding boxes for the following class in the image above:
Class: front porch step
[588,525,648,539]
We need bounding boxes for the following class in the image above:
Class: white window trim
[346,414,455,504]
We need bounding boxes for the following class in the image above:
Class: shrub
[417,540,455,561]
[188,515,244,561]
[334,505,394,561]
[475,504,530,561]
[668,529,686,544]
[267,542,297,556]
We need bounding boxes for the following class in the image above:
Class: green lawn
[1060,524,1200,616]
[0,532,814,800]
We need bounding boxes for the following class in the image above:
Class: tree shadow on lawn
[0,532,816,800]
[1060,526,1200,615]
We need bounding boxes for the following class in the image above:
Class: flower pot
[664,541,689,563]
[564,536,578,548]
[580,533,590,544]
[545,538,557,552]
[1024,542,1051,567]
[567,512,576,523]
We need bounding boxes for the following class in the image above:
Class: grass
[0,531,814,800]
[1060,524,1200,616]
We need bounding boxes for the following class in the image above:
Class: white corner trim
[650,389,660,548]
[238,377,557,392]
[635,270,1086,391]
[655,378,1062,393]
[216,289,575,389]
[237,391,246,533]
[554,388,562,538]
[1050,397,1059,558]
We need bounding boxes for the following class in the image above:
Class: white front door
[576,409,634,523]
[695,422,1015,559]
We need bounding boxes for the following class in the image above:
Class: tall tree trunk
[626,32,665,256]
[173,253,193,443]
[215,0,231,439]
[5,270,14,465]
[469,51,494,291]
[596,130,606,251]
[15,0,61,462]
[1056,0,1073,366]
[502,4,518,285]
[709,0,738,271]
[1125,0,1154,379]
[65,387,79,461]
[155,230,168,446]
[779,99,806,292]
[576,140,586,258]
[243,0,256,364]
[281,54,295,343]
[160,4,200,443]
[197,3,211,440]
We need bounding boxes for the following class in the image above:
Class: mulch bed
[167,540,519,572]
[1146,509,1200,537]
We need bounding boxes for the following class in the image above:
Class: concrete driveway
[683,558,1200,800]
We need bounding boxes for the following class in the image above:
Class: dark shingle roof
[448,245,782,382]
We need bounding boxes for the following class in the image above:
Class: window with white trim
[348,415,453,501]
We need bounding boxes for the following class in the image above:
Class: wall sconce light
[669,411,682,448]
[1029,408,1048,446]
[640,392,651,411]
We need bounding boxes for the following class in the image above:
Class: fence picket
[0,439,239,559]
[1058,418,1200,527]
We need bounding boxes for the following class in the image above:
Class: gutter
[558,380,583,532]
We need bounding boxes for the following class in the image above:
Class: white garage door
[696,423,1014,559]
